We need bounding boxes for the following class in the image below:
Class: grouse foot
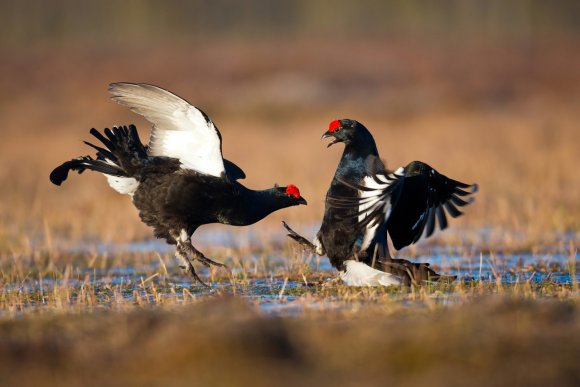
[179,261,210,288]
[282,221,318,253]
[176,243,211,287]
[378,258,457,286]
[182,243,227,269]
[196,255,227,268]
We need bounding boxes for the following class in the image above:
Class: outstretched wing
[108,82,226,178]
[333,157,477,251]
[386,161,477,250]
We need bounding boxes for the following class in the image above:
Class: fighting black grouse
[50,83,307,285]
[283,119,477,286]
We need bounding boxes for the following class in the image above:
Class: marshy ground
[1,3,580,385]
[0,232,578,386]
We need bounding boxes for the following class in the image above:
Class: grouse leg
[181,242,227,269]
[172,230,210,286]
[282,221,320,253]
[175,243,209,287]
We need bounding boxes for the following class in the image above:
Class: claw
[197,255,227,268]
[176,239,227,285]
[180,263,210,288]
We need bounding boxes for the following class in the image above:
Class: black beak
[297,196,307,205]
[321,131,339,148]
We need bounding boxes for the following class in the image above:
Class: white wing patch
[340,260,401,286]
[105,175,139,196]
[358,172,398,250]
[108,83,226,177]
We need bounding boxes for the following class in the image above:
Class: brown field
[1,39,579,250]
[0,14,579,386]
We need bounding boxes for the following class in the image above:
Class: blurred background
[0,0,579,249]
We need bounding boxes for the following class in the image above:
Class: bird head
[321,119,365,147]
[274,184,307,206]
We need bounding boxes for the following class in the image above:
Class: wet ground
[2,226,575,316]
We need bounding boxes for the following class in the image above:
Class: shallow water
[97,230,578,286]
[6,227,579,316]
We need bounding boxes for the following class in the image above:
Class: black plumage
[50,83,307,285]
[284,119,477,285]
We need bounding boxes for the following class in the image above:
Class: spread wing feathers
[329,158,477,251]
[49,125,148,196]
[328,155,398,232]
[85,125,148,174]
[331,169,400,233]
[108,82,226,178]
[385,161,478,250]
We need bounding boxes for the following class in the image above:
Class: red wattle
[285,184,301,198]
[328,119,341,132]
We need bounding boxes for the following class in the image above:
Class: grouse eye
[334,127,341,133]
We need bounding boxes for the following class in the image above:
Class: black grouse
[283,119,476,286]
[50,83,307,285]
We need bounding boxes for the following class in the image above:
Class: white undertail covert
[340,260,401,286]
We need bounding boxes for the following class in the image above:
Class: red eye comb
[328,119,341,132]
[285,184,300,198]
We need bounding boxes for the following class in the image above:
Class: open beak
[321,131,339,148]
[297,196,307,205]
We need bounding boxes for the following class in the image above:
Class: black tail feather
[89,128,115,151]
[50,124,146,186]
[83,141,117,161]
[49,156,126,186]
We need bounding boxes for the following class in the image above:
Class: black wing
[386,161,477,250]
[332,157,477,251]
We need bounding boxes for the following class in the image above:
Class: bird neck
[343,141,379,160]
[332,128,379,185]
[239,187,292,225]
[344,128,379,158]
[336,132,379,178]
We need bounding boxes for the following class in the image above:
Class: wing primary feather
[453,187,471,196]
[448,178,472,188]
[451,194,473,207]
[425,207,437,237]
[436,206,448,230]
[444,201,463,218]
